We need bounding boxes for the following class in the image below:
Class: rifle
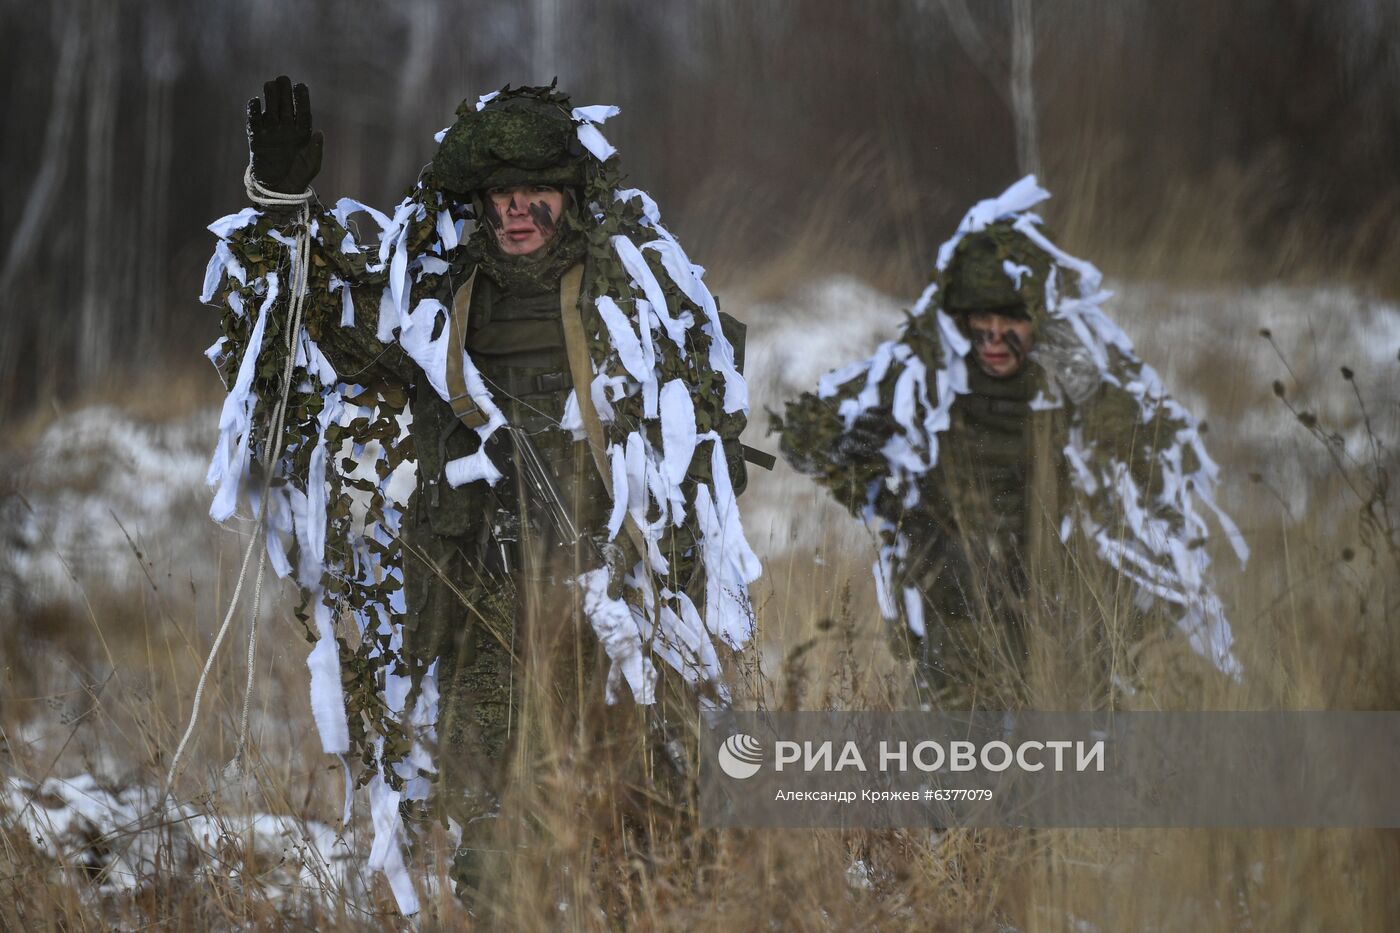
[508,425,582,548]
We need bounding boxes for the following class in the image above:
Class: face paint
[527,199,557,233]
[1001,327,1026,360]
[480,196,504,230]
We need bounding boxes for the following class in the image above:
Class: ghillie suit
[199,82,761,912]
[776,177,1247,707]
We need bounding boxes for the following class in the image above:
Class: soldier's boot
[450,809,509,906]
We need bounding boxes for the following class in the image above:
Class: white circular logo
[718,733,764,780]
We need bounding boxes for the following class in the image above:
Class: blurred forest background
[2,0,1400,421]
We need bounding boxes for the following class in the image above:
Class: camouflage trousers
[891,528,1216,710]
[400,490,701,842]
[401,505,582,818]
[889,530,1032,710]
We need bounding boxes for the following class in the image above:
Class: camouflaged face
[940,220,1054,318]
[432,86,587,194]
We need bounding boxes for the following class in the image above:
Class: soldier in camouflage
[800,223,1062,706]
[241,77,757,877]
[776,181,1244,709]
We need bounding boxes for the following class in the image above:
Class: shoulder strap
[557,263,649,561]
[1025,407,1064,592]
[445,268,488,429]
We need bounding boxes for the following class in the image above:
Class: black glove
[832,406,893,463]
[247,75,323,194]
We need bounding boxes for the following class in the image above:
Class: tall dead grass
[4,410,1395,930]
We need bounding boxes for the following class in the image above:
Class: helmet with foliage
[430,84,588,194]
[939,219,1055,319]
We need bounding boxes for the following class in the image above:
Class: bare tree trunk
[938,0,1008,98]
[939,0,1042,180]
[0,8,85,296]
[386,0,438,190]
[79,0,120,381]
[138,4,179,348]
[1010,0,1042,179]
[534,0,559,83]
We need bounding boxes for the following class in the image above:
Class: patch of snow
[845,856,874,891]
[1,773,359,903]
[0,407,222,619]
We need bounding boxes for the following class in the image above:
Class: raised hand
[247,75,324,194]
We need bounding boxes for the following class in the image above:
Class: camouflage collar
[468,225,587,297]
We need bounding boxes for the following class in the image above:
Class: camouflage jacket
[210,205,750,545]
[777,316,1185,565]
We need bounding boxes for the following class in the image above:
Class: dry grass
[3,406,1396,931]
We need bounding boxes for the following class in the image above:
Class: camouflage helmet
[939,220,1054,318]
[430,84,588,194]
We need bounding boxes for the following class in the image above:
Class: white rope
[163,168,314,793]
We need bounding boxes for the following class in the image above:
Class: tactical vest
[466,273,610,527]
[926,366,1036,553]
[410,265,605,548]
[415,254,760,569]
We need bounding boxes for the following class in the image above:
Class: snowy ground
[0,405,218,620]
[1,276,1396,902]
[2,771,359,904]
